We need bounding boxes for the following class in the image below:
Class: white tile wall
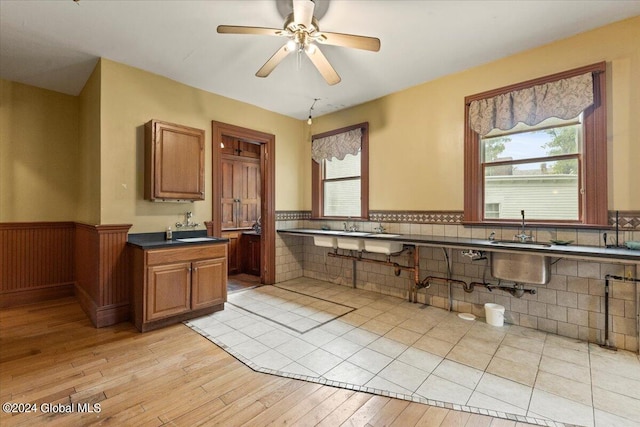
[276,219,640,352]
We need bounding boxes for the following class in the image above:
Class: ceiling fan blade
[305,46,341,85]
[293,0,314,29]
[316,31,381,52]
[256,44,291,78]
[217,25,284,37]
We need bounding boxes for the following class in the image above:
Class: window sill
[462,220,610,230]
[310,217,369,222]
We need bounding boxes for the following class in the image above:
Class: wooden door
[191,257,227,310]
[146,263,191,321]
[237,160,261,228]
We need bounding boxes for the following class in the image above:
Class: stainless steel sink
[490,240,552,249]
[490,251,551,284]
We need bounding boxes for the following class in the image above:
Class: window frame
[311,122,369,220]
[464,62,607,227]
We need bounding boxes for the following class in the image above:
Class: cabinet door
[221,157,261,230]
[221,231,240,274]
[220,134,237,156]
[241,234,261,276]
[147,120,205,201]
[192,258,227,310]
[146,262,191,321]
[237,140,261,159]
[237,161,261,228]
[221,158,238,229]
[220,136,260,159]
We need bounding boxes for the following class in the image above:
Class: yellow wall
[99,59,304,232]
[77,60,102,224]
[312,16,640,211]
[0,79,80,221]
[2,17,638,227]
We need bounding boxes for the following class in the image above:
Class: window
[485,202,500,219]
[311,123,369,219]
[464,62,607,226]
[482,116,582,221]
[323,152,361,216]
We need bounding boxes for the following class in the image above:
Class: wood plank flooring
[0,297,538,426]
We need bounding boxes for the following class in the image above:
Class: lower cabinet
[221,231,241,274]
[241,232,261,276]
[131,243,227,332]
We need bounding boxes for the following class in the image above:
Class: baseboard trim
[0,283,75,308]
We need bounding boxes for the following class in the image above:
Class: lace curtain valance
[469,72,594,136]
[312,128,362,163]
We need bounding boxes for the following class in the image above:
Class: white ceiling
[1,0,639,120]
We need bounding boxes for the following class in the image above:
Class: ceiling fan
[217,0,380,85]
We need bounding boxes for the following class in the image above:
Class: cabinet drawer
[146,244,226,266]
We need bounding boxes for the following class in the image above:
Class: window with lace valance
[311,123,369,219]
[464,62,607,226]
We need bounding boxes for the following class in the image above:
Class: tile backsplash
[275,211,640,352]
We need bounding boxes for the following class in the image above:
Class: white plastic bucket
[484,303,505,327]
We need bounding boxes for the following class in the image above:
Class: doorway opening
[211,121,275,289]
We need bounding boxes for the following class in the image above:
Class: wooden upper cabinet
[145,120,205,201]
[220,135,260,159]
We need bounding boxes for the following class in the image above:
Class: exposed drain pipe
[418,276,470,292]
[470,282,537,297]
[418,277,537,299]
[327,246,421,302]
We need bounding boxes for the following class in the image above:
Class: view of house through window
[322,151,362,217]
[482,116,582,220]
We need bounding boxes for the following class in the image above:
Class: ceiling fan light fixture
[217,0,380,86]
[285,39,297,52]
[304,43,317,55]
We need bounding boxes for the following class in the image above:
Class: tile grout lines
[186,283,567,427]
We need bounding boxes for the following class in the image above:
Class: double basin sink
[311,230,404,255]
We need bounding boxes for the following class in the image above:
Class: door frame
[211,121,275,285]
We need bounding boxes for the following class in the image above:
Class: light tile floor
[187,277,640,427]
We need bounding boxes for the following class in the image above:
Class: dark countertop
[127,230,228,250]
[278,228,640,263]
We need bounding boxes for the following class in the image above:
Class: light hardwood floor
[0,297,537,426]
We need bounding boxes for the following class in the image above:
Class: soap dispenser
[165,227,173,241]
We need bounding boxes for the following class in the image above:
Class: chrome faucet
[374,223,386,234]
[514,210,532,242]
[343,217,358,232]
[176,211,200,229]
